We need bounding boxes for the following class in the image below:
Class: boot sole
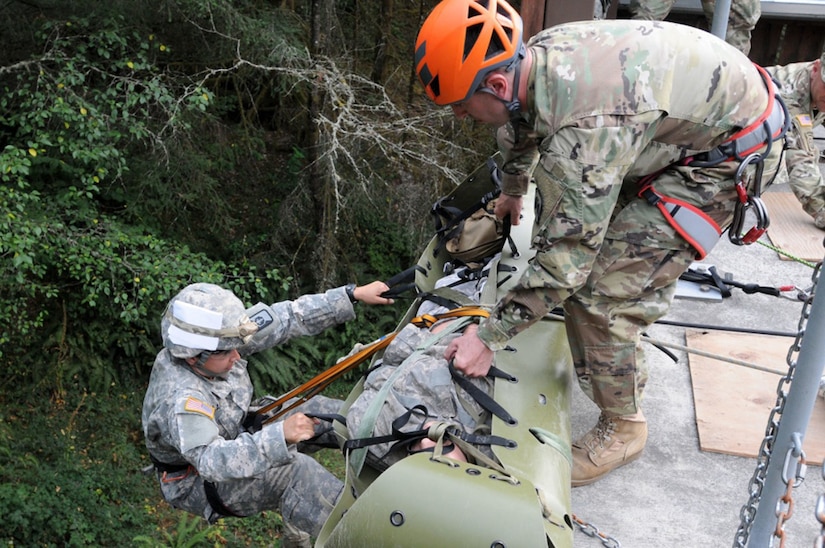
[571,449,644,488]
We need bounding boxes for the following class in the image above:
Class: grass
[0,378,355,547]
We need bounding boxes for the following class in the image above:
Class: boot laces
[587,415,616,450]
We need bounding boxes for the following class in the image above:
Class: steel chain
[572,513,622,548]
[733,262,820,547]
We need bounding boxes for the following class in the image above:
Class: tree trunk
[370,0,393,84]
[306,0,341,290]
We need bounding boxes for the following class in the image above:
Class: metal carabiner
[728,153,770,246]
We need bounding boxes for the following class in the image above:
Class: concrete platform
[570,135,825,546]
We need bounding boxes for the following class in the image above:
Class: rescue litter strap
[252,305,493,426]
[346,314,478,477]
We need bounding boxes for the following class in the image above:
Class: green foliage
[0,390,158,546]
[133,513,221,548]
[0,388,306,547]
[0,15,292,394]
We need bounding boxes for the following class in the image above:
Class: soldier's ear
[484,71,510,98]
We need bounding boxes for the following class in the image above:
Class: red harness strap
[638,185,721,260]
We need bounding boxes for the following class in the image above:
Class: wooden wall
[662,11,825,66]
[519,0,825,67]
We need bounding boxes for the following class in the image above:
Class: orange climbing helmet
[415,0,525,106]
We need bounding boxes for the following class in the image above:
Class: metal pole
[710,0,732,41]
[747,285,825,545]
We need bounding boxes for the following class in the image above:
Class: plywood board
[686,329,825,465]
[763,192,825,263]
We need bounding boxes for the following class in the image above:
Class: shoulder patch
[796,114,813,127]
[249,308,274,330]
[184,396,215,419]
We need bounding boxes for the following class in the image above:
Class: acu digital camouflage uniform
[142,284,354,537]
[476,20,785,422]
[767,53,825,228]
[629,0,761,55]
[347,266,495,470]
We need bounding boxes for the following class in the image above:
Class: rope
[641,335,785,376]
[757,238,819,269]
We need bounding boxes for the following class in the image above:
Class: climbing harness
[638,182,721,260]
[638,63,790,258]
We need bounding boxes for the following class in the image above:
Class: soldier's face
[450,88,511,127]
[193,348,240,377]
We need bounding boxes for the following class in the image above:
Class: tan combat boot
[571,412,648,487]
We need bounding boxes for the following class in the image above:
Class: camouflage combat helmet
[161,283,258,360]
[414,0,525,106]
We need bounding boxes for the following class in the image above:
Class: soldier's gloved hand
[814,209,825,229]
[282,412,320,444]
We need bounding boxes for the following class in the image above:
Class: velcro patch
[184,396,215,419]
[797,114,813,127]
[249,308,274,330]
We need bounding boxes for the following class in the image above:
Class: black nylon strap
[343,405,430,451]
[149,454,190,474]
[203,480,243,518]
[449,362,517,426]
[149,454,242,519]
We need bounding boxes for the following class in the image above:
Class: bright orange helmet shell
[415,0,524,106]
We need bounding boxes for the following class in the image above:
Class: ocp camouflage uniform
[477,20,784,418]
[767,57,825,227]
[142,288,354,536]
[629,0,761,55]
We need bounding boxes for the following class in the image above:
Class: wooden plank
[686,329,825,464]
[763,192,825,263]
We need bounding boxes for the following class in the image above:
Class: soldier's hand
[494,194,523,226]
[282,413,320,444]
[354,281,394,305]
[444,324,494,378]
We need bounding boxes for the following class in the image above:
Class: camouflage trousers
[160,395,344,537]
[549,151,782,418]
[629,0,761,54]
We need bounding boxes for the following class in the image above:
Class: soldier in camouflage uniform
[767,51,825,228]
[415,0,786,486]
[347,263,496,471]
[629,0,761,55]
[141,281,393,546]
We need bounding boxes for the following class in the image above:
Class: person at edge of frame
[413,0,787,486]
[142,280,393,547]
[767,50,825,229]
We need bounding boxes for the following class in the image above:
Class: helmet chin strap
[190,351,231,380]
[497,43,527,141]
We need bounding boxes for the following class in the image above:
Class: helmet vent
[429,74,441,98]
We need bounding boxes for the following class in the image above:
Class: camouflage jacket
[142,287,354,487]
[480,20,777,349]
[766,61,825,218]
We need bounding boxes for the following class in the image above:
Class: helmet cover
[161,283,258,359]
